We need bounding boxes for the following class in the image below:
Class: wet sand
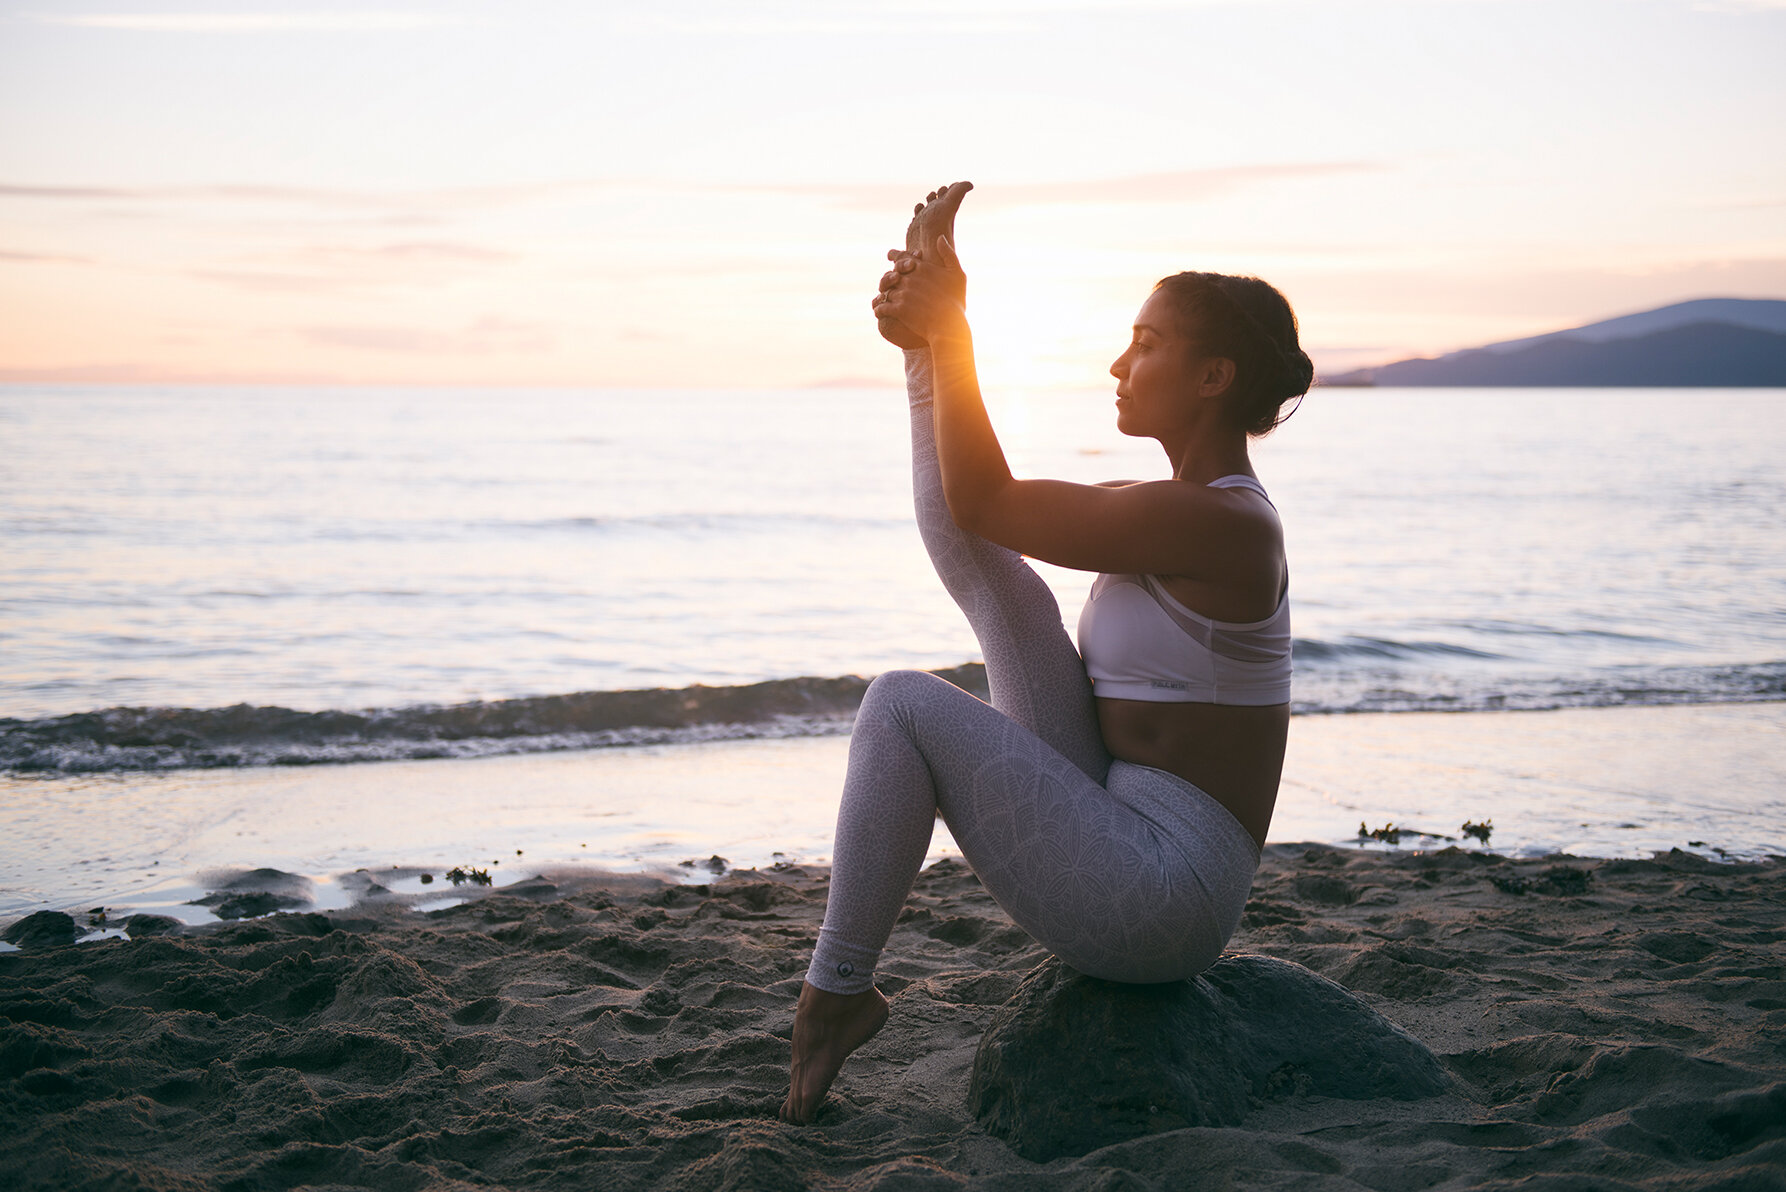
[3,844,1783,1190]
[4,702,1781,929]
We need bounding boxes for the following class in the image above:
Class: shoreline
[3,845,1782,1189]
[5,670,1783,771]
[2,701,1781,932]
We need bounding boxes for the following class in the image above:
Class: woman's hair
[1154,272,1313,437]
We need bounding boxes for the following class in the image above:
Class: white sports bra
[1075,474,1292,706]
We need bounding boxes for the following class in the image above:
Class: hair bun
[1276,346,1315,399]
[1154,271,1310,436]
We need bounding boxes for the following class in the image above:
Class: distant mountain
[1326,298,1786,386]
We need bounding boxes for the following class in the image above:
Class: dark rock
[205,891,296,920]
[2,911,80,948]
[967,953,1451,1161]
[122,914,184,937]
[190,867,314,919]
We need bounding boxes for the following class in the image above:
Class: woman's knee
[858,668,965,730]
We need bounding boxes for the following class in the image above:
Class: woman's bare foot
[779,981,890,1124]
[877,181,974,348]
[905,181,973,259]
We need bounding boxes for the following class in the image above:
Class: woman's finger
[934,235,960,272]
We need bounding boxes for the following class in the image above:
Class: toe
[781,1089,814,1124]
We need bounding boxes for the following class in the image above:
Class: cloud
[34,12,464,33]
[0,180,590,214]
[975,165,1389,206]
[655,16,1032,34]
[300,316,553,355]
[0,184,141,200]
[801,374,901,388]
[872,0,1247,8]
[0,361,343,384]
[3,167,1384,223]
[188,240,517,294]
[187,268,359,294]
[1702,195,1786,209]
[734,164,1388,211]
[0,249,91,263]
[305,241,517,264]
[655,0,1251,30]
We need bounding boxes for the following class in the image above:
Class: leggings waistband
[1107,760,1263,867]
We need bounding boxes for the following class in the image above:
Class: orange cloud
[725,164,1390,212]
[1,249,92,264]
[299,316,554,356]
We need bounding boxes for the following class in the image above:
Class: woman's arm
[880,247,1279,582]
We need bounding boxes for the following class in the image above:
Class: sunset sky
[2,0,1782,390]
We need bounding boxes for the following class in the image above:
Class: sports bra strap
[1207,474,1268,497]
[1207,473,1275,509]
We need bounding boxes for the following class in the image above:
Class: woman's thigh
[888,672,1239,981]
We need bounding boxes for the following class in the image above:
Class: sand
[3,845,1783,1191]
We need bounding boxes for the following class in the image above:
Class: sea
[2,383,1783,926]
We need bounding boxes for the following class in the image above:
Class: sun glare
[961,246,1128,393]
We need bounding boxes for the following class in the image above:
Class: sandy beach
[7,1,1784,1186]
[4,842,1782,1190]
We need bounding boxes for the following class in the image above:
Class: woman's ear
[1199,356,1238,399]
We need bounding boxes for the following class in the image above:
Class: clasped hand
[873,240,969,346]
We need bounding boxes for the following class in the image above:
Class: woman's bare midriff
[1096,697,1288,850]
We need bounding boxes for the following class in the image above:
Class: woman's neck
[1164,432,1252,485]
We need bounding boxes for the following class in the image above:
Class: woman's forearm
[927,326,1016,533]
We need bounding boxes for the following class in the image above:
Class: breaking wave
[2,653,1781,774]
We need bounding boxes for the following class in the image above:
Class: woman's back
[1094,699,1287,848]
[1077,474,1290,848]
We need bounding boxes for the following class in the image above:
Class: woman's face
[1109,289,1210,437]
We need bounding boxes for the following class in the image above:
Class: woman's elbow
[942,466,1023,535]
[941,482,992,535]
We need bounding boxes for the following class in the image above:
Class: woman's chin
[1113,401,1143,437]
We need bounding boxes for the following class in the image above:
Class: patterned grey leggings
[805,349,1260,995]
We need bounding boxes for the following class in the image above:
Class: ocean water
[3,384,1782,739]
[1,383,1784,924]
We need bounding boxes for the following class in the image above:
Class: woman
[781,182,1312,1124]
